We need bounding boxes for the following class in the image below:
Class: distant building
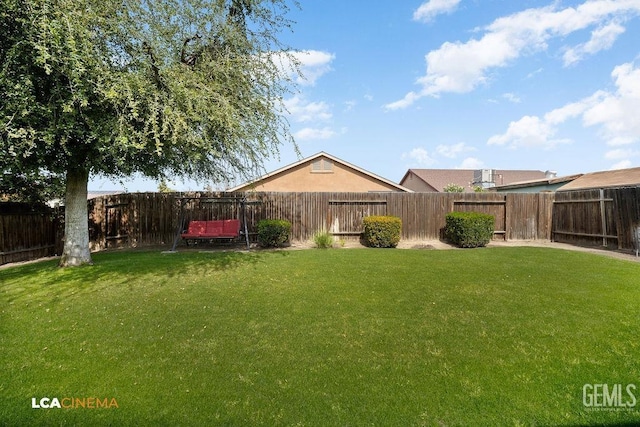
[44,190,126,208]
[87,191,126,200]
[557,167,640,191]
[228,152,411,193]
[493,173,582,193]
[400,169,548,193]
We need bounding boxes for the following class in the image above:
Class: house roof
[227,152,412,192]
[558,167,640,191]
[492,174,583,191]
[400,169,548,192]
[87,190,126,199]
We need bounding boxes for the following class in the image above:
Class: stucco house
[228,152,411,193]
[400,168,550,192]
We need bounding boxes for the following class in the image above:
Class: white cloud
[458,157,485,169]
[386,1,640,110]
[487,115,570,149]
[413,0,461,23]
[274,50,335,86]
[486,95,601,149]
[611,160,633,169]
[544,95,602,125]
[563,21,626,66]
[296,50,335,86]
[403,148,436,166]
[527,67,544,79]
[284,96,332,122]
[502,93,521,103]
[436,142,476,158]
[284,96,335,142]
[581,62,640,145]
[294,127,336,141]
[489,60,640,149]
[605,148,640,159]
[344,100,357,111]
[385,92,421,111]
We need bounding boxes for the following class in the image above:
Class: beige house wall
[400,172,437,192]
[236,159,403,192]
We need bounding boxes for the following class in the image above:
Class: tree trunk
[59,168,93,267]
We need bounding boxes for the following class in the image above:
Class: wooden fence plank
[0,203,62,265]
[552,189,619,249]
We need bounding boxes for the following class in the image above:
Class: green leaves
[1,0,299,184]
[443,183,465,193]
[362,216,402,248]
[445,211,495,248]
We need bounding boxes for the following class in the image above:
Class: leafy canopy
[0,0,300,185]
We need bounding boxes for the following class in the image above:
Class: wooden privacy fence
[552,187,640,252]
[88,192,180,250]
[86,191,556,250]
[5,187,639,264]
[0,203,63,265]
[252,192,555,242]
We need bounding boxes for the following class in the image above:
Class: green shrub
[443,183,465,193]
[257,219,291,248]
[313,230,334,249]
[445,211,495,248]
[362,216,402,248]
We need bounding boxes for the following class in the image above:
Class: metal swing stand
[168,195,251,252]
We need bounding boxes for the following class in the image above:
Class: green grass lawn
[1,247,639,426]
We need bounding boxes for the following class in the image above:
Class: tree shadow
[1,248,289,305]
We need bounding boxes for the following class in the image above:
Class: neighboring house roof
[228,152,412,192]
[87,191,126,199]
[492,174,583,192]
[400,169,548,192]
[558,167,640,191]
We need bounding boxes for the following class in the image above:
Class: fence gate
[328,199,387,238]
[552,189,617,248]
[453,198,507,240]
[105,203,129,247]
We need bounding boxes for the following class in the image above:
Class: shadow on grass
[1,249,289,304]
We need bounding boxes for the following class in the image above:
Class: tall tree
[0,0,299,266]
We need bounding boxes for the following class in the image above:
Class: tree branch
[180,34,202,67]
[142,41,165,89]
[229,0,251,28]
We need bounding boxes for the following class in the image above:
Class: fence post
[599,189,607,247]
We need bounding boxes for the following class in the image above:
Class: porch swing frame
[170,195,250,251]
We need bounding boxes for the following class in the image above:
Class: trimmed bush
[362,216,402,248]
[445,211,494,248]
[257,219,291,248]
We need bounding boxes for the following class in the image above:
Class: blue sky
[90,0,640,191]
